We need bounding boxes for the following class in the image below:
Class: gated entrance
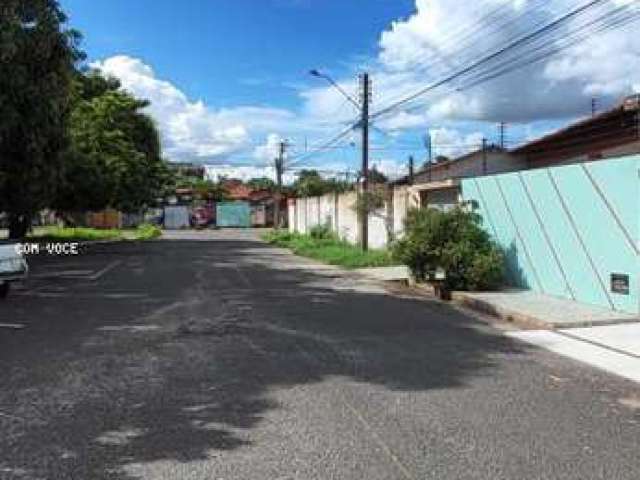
[216,201,251,228]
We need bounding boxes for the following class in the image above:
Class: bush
[309,224,334,240]
[134,223,162,240]
[392,206,504,291]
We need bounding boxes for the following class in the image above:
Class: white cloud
[371,0,640,124]
[205,165,296,184]
[253,134,283,162]
[91,56,295,163]
[91,0,640,176]
[370,159,409,180]
[429,128,485,158]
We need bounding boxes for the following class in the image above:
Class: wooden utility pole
[408,155,415,185]
[499,122,506,148]
[482,138,488,175]
[274,140,286,230]
[425,131,433,182]
[359,72,371,251]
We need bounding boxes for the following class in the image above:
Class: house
[221,179,254,201]
[393,145,527,211]
[391,94,640,212]
[513,94,640,167]
[219,179,287,227]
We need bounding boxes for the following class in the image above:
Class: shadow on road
[0,239,528,479]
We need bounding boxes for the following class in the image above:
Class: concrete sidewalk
[449,289,640,384]
[351,266,639,329]
[509,323,640,385]
[452,289,639,329]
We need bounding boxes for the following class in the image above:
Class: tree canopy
[0,0,83,238]
[55,75,169,214]
[291,170,352,197]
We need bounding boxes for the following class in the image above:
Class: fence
[461,155,639,314]
[288,191,393,249]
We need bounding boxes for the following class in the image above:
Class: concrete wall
[392,185,420,238]
[288,190,392,249]
[462,154,639,314]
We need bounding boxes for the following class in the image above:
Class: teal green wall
[216,202,251,228]
[461,155,639,314]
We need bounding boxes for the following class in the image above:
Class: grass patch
[263,230,397,269]
[29,223,162,242]
[133,223,162,240]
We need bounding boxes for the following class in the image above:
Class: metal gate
[216,201,251,227]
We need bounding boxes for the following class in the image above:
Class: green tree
[0,0,83,238]
[292,170,326,197]
[362,167,388,185]
[172,175,228,202]
[247,177,276,191]
[56,85,169,214]
[292,170,352,197]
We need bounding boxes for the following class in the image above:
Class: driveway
[1,229,639,479]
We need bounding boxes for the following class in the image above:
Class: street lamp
[309,69,361,112]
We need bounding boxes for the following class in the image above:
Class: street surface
[1,230,639,479]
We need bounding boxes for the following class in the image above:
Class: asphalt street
[1,230,639,479]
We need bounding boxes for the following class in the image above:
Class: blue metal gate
[216,201,251,227]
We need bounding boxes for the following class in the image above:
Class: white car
[0,243,28,298]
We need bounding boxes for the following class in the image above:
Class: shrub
[134,223,162,240]
[309,224,334,240]
[392,206,504,291]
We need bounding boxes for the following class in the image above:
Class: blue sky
[63,0,412,109]
[59,0,640,180]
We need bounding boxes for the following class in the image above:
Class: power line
[286,123,358,167]
[371,0,611,121]
[375,2,640,120]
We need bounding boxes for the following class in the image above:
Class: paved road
[1,230,639,479]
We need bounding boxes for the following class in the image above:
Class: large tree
[291,170,352,197]
[0,0,83,238]
[56,79,169,214]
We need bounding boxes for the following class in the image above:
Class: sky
[60,0,640,181]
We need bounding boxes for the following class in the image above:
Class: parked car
[0,243,28,298]
[191,206,213,229]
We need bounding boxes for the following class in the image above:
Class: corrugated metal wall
[462,155,639,314]
[163,206,190,230]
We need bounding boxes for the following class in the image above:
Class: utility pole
[591,97,598,117]
[499,122,506,148]
[425,131,433,182]
[408,155,415,185]
[359,72,371,251]
[274,140,287,230]
[482,138,488,175]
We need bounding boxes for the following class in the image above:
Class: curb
[450,292,551,330]
[449,291,640,330]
